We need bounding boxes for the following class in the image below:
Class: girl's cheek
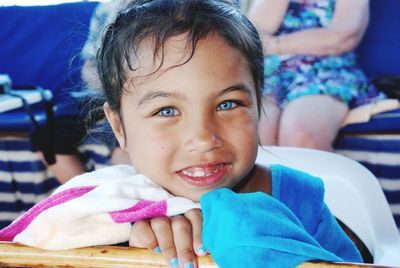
[145,132,175,150]
[222,111,258,129]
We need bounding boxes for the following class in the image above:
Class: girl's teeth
[182,165,222,177]
[193,170,205,177]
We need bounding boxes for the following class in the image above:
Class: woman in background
[249,0,385,150]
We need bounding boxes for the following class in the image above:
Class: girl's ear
[103,102,126,150]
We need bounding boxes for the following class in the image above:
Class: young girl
[0,0,362,267]
[99,0,362,266]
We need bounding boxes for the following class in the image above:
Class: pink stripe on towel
[0,186,96,241]
[110,200,168,223]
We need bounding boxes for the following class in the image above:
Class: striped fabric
[0,133,111,229]
[0,165,200,250]
[335,109,400,231]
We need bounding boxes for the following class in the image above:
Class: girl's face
[105,34,259,202]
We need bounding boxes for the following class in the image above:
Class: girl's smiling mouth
[176,163,229,187]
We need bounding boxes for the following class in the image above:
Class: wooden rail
[0,243,393,268]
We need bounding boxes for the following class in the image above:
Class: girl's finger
[171,215,197,268]
[184,209,207,256]
[150,217,178,268]
[129,220,159,252]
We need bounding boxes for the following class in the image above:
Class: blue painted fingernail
[153,246,161,254]
[184,262,194,268]
[170,257,179,268]
[197,245,207,255]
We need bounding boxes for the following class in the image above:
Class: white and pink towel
[0,165,200,250]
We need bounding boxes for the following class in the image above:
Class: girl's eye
[217,100,238,111]
[157,107,178,117]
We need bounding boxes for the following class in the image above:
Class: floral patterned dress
[263,0,384,108]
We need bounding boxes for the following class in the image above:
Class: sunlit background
[0,0,104,6]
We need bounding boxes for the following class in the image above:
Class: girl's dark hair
[97,0,264,114]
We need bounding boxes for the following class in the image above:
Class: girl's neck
[233,164,272,195]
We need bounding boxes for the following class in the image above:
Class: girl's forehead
[120,34,259,112]
[135,35,192,71]
[129,34,251,80]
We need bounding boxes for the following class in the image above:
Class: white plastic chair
[256,146,400,266]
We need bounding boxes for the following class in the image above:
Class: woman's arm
[248,0,289,35]
[247,0,289,54]
[37,152,85,184]
[249,0,369,56]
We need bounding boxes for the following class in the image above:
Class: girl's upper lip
[176,161,228,172]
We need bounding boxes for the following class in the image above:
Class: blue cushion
[0,2,98,103]
[0,2,98,132]
[356,0,400,78]
[0,109,47,132]
[339,108,400,134]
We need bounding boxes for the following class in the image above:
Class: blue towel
[201,187,362,267]
[270,165,363,262]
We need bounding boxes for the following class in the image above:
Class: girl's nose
[184,118,223,153]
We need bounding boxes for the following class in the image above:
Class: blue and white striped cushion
[335,109,400,231]
[0,134,111,229]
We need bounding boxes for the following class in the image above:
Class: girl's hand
[129,208,206,268]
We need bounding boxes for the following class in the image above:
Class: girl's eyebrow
[218,83,253,97]
[138,91,185,106]
[138,83,252,106]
